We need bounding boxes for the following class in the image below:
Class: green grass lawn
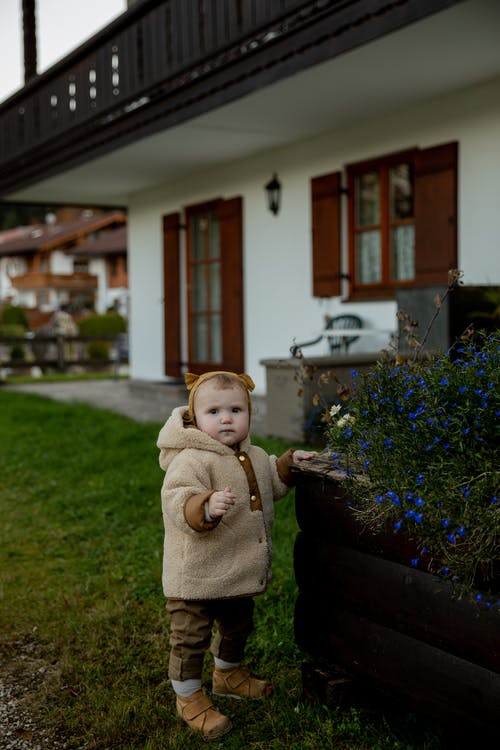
[0,391,444,749]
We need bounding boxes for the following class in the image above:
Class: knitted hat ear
[238,373,255,392]
[184,372,199,391]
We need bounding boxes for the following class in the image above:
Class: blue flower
[456,526,467,537]
[447,533,456,544]
[394,521,402,531]
[410,558,419,567]
[414,497,425,507]
[416,473,425,485]
[441,518,450,527]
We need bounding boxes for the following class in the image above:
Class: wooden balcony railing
[10,272,98,291]
[0,0,311,193]
[0,0,438,197]
[0,0,439,197]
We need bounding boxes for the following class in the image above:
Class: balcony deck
[0,0,458,198]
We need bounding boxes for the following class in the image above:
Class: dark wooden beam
[22,0,38,83]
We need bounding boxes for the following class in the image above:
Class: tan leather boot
[212,664,273,699]
[176,689,231,740]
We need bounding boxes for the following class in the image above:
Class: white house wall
[128,77,500,393]
[51,250,73,274]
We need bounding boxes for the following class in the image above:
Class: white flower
[330,404,342,418]
[337,413,355,429]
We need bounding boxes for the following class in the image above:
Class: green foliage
[0,304,29,329]
[9,342,26,361]
[0,322,26,337]
[325,331,500,601]
[0,394,443,749]
[78,311,126,361]
[87,340,110,360]
[78,311,127,336]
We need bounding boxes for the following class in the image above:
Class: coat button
[251,495,257,502]
[239,455,245,462]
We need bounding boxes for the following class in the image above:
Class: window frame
[185,199,223,369]
[346,148,418,301]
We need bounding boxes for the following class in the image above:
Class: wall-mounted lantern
[265,173,281,216]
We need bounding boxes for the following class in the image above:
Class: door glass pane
[391,225,415,281]
[390,164,413,220]
[210,314,222,363]
[191,216,206,260]
[356,172,380,226]
[192,315,207,363]
[192,265,206,311]
[209,214,220,259]
[209,261,221,311]
[356,231,381,283]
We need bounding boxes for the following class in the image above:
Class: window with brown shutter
[347,148,417,300]
[310,142,458,300]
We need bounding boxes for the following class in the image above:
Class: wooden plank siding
[293,469,500,740]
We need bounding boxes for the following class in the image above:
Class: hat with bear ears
[184,371,255,424]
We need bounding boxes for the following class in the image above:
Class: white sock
[214,657,240,670]
[171,678,202,697]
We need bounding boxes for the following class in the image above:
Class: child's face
[193,381,249,447]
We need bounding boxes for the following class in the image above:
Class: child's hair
[207,373,243,390]
[183,370,255,425]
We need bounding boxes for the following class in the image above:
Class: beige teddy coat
[157,406,295,601]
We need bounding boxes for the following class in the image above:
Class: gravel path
[0,641,68,750]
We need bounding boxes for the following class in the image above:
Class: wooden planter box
[293,462,500,739]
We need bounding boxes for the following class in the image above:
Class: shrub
[0,323,26,337]
[325,330,499,603]
[78,312,127,362]
[87,341,111,360]
[78,311,127,337]
[9,343,26,361]
[0,305,29,329]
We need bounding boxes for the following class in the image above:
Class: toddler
[157,370,315,740]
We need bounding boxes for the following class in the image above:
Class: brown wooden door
[185,196,244,374]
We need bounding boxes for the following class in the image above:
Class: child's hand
[208,487,236,518]
[292,450,317,465]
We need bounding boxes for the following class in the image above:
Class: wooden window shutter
[162,212,181,377]
[219,196,244,373]
[311,171,342,297]
[414,142,458,285]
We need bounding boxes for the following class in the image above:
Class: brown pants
[166,597,254,681]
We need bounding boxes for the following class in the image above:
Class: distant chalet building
[0,209,127,315]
